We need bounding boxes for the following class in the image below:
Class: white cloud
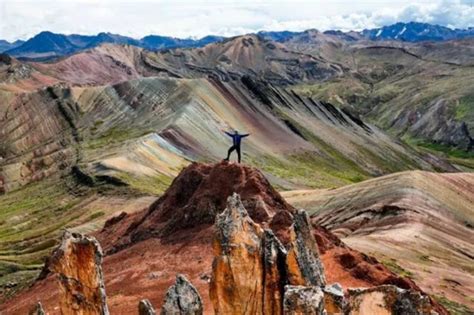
[0,0,472,42]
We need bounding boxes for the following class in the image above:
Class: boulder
[283,285,325,315]
[347,285,434,315]
[139,299,156,315]
[286,210,326,287]
[49,231,109,315]
[209,193,264,314]
[161,274,203,315]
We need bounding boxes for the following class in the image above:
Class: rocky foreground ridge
[2,162,447,314]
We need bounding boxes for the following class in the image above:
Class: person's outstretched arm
[241,133,250,138]
[221,129,233,137]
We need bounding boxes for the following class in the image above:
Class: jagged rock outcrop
[209,193,265,314]
[48,231,109,315]
[347,285,433,315]
[161,274,203,315]
[262,229,287,315]
[286,210,326,287]
[28,302,45,315]
[323,283,346,314]
[139,299,156,315]
[208,192,443,315]
[210,193,328,315]
[283,285,325,315]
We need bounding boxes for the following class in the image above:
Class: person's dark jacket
[225,131,249,146]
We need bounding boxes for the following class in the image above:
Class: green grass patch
[116,172,173,195]
[455,94,474,121]
[89,119,104,134]
[381,258,414,278]
[433,294,473,315]
[293,79,369,107]
[0,179,94,296]
[416,142,474,159]
[0,269,40,303]
[84,127,153,150]
[0,173,164,298]
[403,135,474,171]
[88,211,105,221]
[250,152,369,190]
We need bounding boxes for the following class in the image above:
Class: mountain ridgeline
[2,22,474,60]
[1,31,225,60]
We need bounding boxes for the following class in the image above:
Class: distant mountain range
[362,22,474,42]
[0,31,225,60]
[0,39,24,52]
[259,22,474,43]
[1,22,474,60]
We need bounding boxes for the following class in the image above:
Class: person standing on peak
[222,129,250,163]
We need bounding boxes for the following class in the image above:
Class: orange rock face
[209,194,327,315]
[48,231,109,315]
[209,193,265,314]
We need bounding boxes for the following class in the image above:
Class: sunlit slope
[284,171,474,312]
[1,76,444,193]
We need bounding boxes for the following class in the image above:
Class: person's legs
[237,145,241,163]
[225,145,236,161]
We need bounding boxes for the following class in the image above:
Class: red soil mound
[101,161,295,252]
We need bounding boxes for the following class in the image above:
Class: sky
[0,0,473,42]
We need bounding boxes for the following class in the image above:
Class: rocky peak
[210,193,265,314]
[107,161,294,250]
[210,193,326,314]
[48,231,109,315]
[5,162,449,314]
[214,193,264,254]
